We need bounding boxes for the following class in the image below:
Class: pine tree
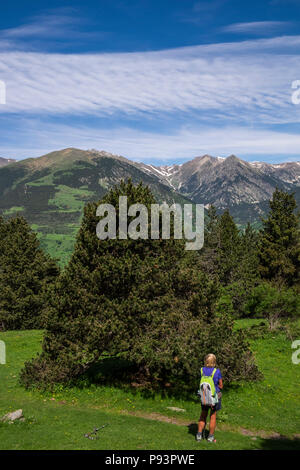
[21,180,186,384]
[218,209,241,286]
[258,189,300,287]
[20,181,260,389]
[226,222,260,316]
[240,223,260,282]
[0,216,59,330]
[201,207,242,286]
[199,205,221,280]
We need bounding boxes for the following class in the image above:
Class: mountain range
[0,157,16,167]
[138,154,300,224]
[0,148,299,264]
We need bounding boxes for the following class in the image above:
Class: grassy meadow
[0,321,299,450]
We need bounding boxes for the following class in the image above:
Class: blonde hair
[204,353,216,367]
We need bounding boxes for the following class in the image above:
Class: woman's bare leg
[198,409,208,433]
[209,409,217,435]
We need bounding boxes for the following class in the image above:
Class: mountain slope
[0,157,16,167]
[0,148,193,265]
[1,148,299,263]
[141,155,300,225]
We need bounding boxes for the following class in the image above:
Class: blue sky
[1,0,300,164]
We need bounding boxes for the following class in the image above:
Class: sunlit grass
[0,323,299,450]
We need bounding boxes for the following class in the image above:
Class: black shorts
[201,398,222,412]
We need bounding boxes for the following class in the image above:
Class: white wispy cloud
[0,8,107,51]
[3,119,300,162]
[1,14,75,39]
[222,21,291,34]
[0,34,299,124]
[1,14,300,163]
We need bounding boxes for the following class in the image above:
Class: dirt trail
[123,410,298,441]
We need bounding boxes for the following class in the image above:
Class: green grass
[3,206,25,215]
[233,318,268,330]
[37,231,77,267]
[48,185,95,213]
[223,335,300,435]
[27,173,54,186]
[0,326,299,450]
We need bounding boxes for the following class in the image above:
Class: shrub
[20,181,260,390]
[0,216,59,330]
[243,282,300,329]
[258,189,300,287]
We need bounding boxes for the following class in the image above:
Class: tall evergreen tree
[258,189,300,287]
[200,208,260,316]
[199,205,220,280]
[21,181,259,389]
[0,216,59,330]
[240,223,260,282]
[21,180,184,384]
[218,209,241,286]
[201,207,242,286]
[226,222,260,316]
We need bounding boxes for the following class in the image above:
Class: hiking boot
[207,434,216,443]
[196,431,204,442]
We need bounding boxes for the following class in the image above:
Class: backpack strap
[200,367,203,376]
[211,368,217,379]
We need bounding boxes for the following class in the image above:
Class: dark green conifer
[200,205,221,279]
[258,189,300,286]
[226,222,260,316]
[0,216,59,330]
[218,209,241,286]
[20,181,259,389]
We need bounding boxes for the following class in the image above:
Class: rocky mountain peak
[0,157,16,167]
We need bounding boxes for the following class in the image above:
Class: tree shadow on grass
[187,422,198,438]
[187,423,300,450]
[188,423,213,442]
[75,355,136,388]
[187,422,207,438]
[73,355,199,402]
[258,436,300,450]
